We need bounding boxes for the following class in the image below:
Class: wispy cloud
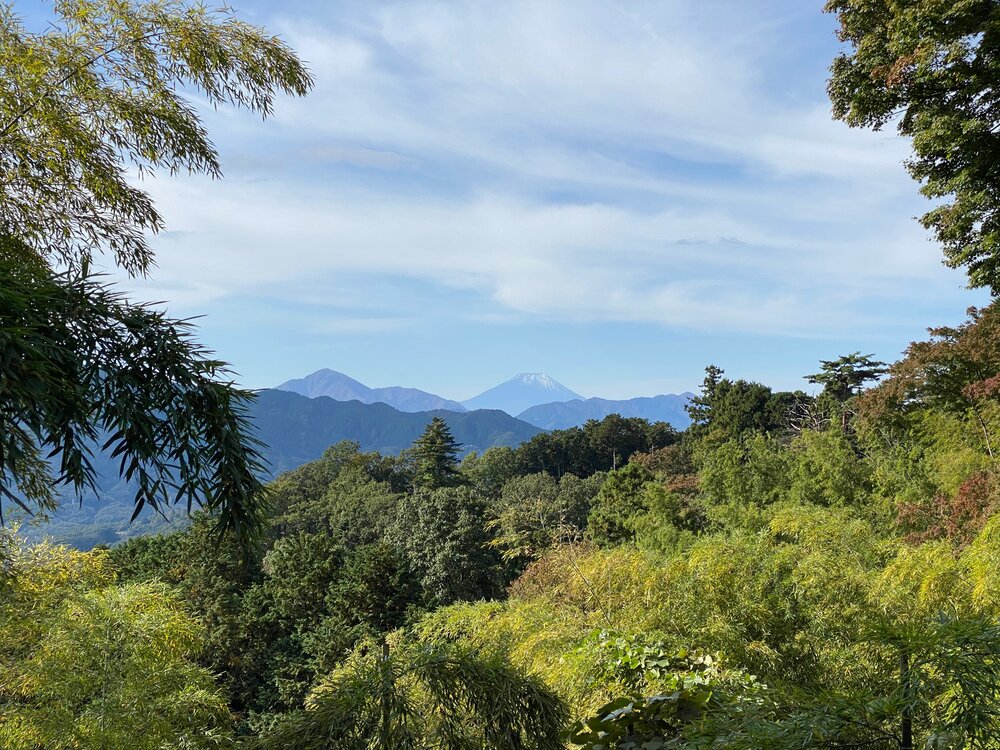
[114,0,981,388]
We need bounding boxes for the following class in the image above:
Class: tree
[826,0,1000,291]
[411,418,466,490]
[487,472,600,560]
[686,365,809,447]
[685,365,725,428]
[0,1,311,545]
[1,0,311,274]
[583,414,668,471]
[461,446,521,499]
[0,536,234,749]
[0,243,269,546]
[258,640,567,750]
[806,352,888,402]
[390,486,503,606]
[857,302,1000,458]
[586,464,655,546]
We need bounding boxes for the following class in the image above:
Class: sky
[68,1,995,399]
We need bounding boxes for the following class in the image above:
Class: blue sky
[87,0,990,399]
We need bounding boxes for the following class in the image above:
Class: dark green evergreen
[411,417,467,490]
[806,352,888,402]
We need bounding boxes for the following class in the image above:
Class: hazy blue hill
[276,368,466,412]
[517,393,694,430]
[462,373,583,415]
[251,390,538,474]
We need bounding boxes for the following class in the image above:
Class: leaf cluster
[0,243,268,548]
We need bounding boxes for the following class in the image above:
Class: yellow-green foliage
[862,408,993,512]
[0,536,233,750]
[912,409,992,497]
[964,514,1000,612]
[417,504,1000,724]
[788,428,871,506]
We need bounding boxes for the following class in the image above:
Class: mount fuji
[461,373,583,416]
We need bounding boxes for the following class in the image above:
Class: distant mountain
[276,369,371,401]
[462,373,583,416]
[276,369,467,412]
[517,394,695,431]
[252,390,539,475]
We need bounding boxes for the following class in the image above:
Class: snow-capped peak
[513,373,561,389]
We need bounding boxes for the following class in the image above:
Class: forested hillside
[8,303,1000,747]
[9,392,544,549]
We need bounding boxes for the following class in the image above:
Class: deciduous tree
[826,0,1000,290]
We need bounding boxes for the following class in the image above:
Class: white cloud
[119,0,970,341]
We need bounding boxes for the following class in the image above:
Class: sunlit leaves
[0,0,312,275]
[826,0,1000,290]
[0,535,233,749]
[258,640,567,750]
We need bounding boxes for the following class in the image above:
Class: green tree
[686,366,809,447]
[0,536,234,749]
[788,428,871,507]
[462,446,522,499]
[586,464,655,546]
[806,352,888,402]
[487,472,601,560]
[1,0,311,273]
[0,244,269,545]
[391,486,503,606]
[826,0,1000,291]
[258,640,567,750]
[411,417,467,489]
[698,432,791,510]
[0,0,311,546]
[235,534,420,715]
[517,428,595,478]
[584,414,671,471]
[858,302,1000,459]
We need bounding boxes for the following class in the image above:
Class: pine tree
[806,352,887,402]
[411,418,466,489]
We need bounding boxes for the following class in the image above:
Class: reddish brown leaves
[898,471,1000,549]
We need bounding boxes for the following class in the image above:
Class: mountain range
[277,369,466,412]
[518,394,695,430]
[461,373,583,415]
[20,370,692,549]
[276,370,692,429]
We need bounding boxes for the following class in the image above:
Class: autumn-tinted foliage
[899,471,1000,549]
[826,0,1000,291]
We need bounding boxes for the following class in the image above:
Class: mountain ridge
[276,369,467,412]
[276,368,695,427]
[15,391,542,549]
[253,389,538,475]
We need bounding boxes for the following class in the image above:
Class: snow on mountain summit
[462,373,583,416]
[512,373,563,389]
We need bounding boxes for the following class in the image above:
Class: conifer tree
[806,352,887,402]
[411,418,466,489]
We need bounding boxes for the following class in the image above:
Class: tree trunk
[900,648,913,750]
